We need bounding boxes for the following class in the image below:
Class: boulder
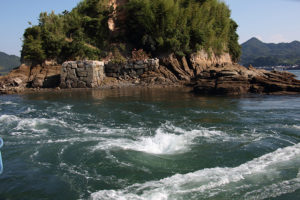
[13,78,23,86]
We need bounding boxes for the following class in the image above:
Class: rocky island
[1,0,300,95]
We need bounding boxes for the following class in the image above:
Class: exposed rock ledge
[1,51,300,95]
[0,62,61,94]
[193,65,300,95]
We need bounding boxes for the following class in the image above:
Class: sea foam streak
[0,114,67,135]
[293,125,300,130]
[244,177,300,200]
[92,125,225,154]
[0,101,17,105]
[91,143,300,200]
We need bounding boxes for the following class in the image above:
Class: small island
[1,0,300,95]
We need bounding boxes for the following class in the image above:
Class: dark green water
[1,73,300,199]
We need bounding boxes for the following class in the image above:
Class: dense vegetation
[21,0,241,64]
[0,51,20,75]
[241,37,300,67]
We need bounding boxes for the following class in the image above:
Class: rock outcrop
[190,50,232,76]
[108,0,128,35]
[0,62,61,94]
[28,64,61,88]
[160,51,233,82]
[151,52,300,95]
[193,64,300,95]
[1,50,300,95]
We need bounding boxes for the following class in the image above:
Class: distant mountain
[0,51,20,75]
[240,37,300,67]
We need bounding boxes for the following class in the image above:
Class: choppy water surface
[0,87,300,200]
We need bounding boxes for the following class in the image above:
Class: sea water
[0,85,300,199]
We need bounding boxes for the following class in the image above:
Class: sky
[224,0,300,43]
[0,0,299,56]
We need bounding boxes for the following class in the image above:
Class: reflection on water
[24,87,243,110]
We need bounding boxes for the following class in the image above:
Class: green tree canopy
[21,0,241,63]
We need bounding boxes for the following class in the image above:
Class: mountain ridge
[240,37,300,67]
[0,51,21,75]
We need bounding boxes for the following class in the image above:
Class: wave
[92,124,226,155]
[0,114,67,135]
[22,107,37,114]
[244,177,300,200]
[0,114,19,122]
[90,143,300,200]
[293,125,300,130]
[0,101,17,105]
[63,105,73,110]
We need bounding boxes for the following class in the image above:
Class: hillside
[0,52,20,75]
[241,37,300,67]
[20,0,241,64]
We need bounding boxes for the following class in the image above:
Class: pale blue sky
[0,0,299,56]
[225,0,300,44]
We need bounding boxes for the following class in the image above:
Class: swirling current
[1,81,300,199]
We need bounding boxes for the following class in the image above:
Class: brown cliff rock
[160,52,300,95]
[108,0,128,35]
[140,65,179,85]
[193,64,300,95]
[0,62,61,94]
[0,64,31,94]
[1,51,300,96]
[162,54,192,81]
[28,64,61,88]
[189,50,232,76]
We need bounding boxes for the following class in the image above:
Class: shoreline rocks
[193,65,300,95]
[1,51,300,95]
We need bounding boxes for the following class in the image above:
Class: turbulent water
[1,72,300,200]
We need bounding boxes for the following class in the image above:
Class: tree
[21,26,46,63]
[20,0,241,63]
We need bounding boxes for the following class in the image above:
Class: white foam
[244,177,300,200]
[63,105,73,110]
[0,101,17,105]
[91,143,300,200]
[92,125,226,155]
[36,137,103,144]
[135,127,225,154]
[0,114,19,122]
[23,107,37,114]
[134,129,195,154]
[292,125,300,130]
[14,117,65,134]
[0,114,68,135]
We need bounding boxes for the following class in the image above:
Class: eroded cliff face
[159,51,233,82]
[190,50,232,75]
[162,51,300,95]
[141,52,300,95]
[108,0,128,34]
[0,62,61,94]
[193,64,300,95]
